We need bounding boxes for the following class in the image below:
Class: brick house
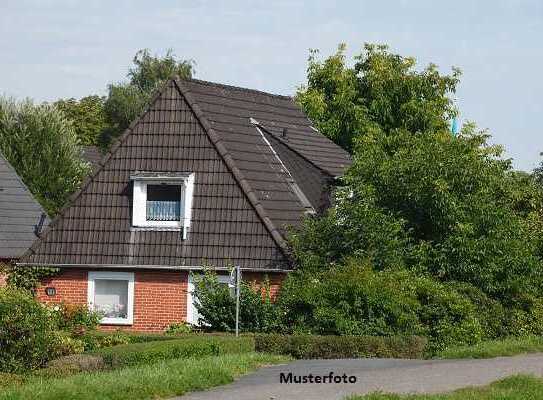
[0,151,49,285]
[17,78,351,332]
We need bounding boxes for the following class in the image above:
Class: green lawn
[348,374,543,399]
[0,353,290,400]
[435,336,543,359]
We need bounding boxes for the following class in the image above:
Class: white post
[235,266,241,337]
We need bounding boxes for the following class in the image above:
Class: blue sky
[1,0,541,171]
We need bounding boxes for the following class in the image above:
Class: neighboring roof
[81,146,102,171]
[0,152,49,259]
[20,78,351,271]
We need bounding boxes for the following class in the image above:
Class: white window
[88,271,134,325]
[187,273,230,326]
[131,172,195,239]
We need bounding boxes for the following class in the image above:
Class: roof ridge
[180,78,294,100]
[174,78,290,257]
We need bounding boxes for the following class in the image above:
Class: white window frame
[187,273,230,326]
[131,173,195,239]
[87,271,135,325]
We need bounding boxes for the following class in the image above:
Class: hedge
[254,334,427,359]
[92,336,255,368]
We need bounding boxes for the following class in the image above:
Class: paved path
[178,353,543,400]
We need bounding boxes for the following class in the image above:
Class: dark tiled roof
[0,152,49,259]
[81,146,103,171]
[20,78,351,270]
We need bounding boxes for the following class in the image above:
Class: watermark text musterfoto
[279,371,357,384]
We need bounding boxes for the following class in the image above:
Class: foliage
[49,303,101,334]
[5,265,59,292]
[193,271,278,333]
[0,353,289,400]
[0,287,59,372]
[165,322,193,335]
[297,43,459,152]
[0,97,90,215]
[101,49,194,147]
[53,96,108,146]
[276,263,482,351]
[50,331,85,358]
[92,336,254,368]
[37,355,105,379]
[0,372,24,388]
[255,334,427,359]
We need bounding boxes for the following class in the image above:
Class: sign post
[229,266,241,337]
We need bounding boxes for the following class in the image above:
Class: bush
[255,334,427,359]
[165,322,193,335]
[193,271,278,333]
[36,354,105,378]
[92,336,255,368]
[0,372,24,388]
[51,331,85,357]
[51,303,101,333]
[79,331,178,351]
[0,287,59,372]
[276,262,482,351]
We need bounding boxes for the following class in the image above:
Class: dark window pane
[146,184,181,221]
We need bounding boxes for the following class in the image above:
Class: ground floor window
[88,271,134,325]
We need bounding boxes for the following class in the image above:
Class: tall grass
[0,353,289,400]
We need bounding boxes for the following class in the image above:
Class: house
[0,151,49,285]
[17,78,351,331]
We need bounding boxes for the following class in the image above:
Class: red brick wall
[243,272,286,300]
[36,268,286,332]
[37,269,188,333]
[37,269,88,305]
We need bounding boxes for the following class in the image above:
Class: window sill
[130,226,183,232]
[100,319,133,326]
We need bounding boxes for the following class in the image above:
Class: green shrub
[36,354,105,378]
[255,334,427,359]
[50,331,85,357]
[0,287,58,372]
[0,372,24,388]
[276,263,482,351]
[92,336,255,368]
[165,322,193,335]
[50,303,101,333]
[79,331,177,351]
[193,271,278,333]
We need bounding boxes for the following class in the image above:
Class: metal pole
[235,265,240,337]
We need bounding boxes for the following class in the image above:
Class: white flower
[53,305,60,311]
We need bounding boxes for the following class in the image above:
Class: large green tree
[53,95,107,146]
[297,43,459,152]
[284,43,543,346]
[0,97,90,215]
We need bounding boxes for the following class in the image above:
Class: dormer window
[130,172,195,239]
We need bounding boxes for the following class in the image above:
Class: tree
[284,44,543,346]
[297,43,459,152]
[102,49,194,146]
[534,153,543,187]
[0,97,90,215]
[53,95,107,146]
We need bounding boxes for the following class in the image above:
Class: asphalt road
[177,353,543,400]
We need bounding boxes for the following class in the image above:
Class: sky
[1,0,542,171]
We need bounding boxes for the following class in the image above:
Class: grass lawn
[435,336,543,359]
[347,374,543,399]
[0,352,290,400]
